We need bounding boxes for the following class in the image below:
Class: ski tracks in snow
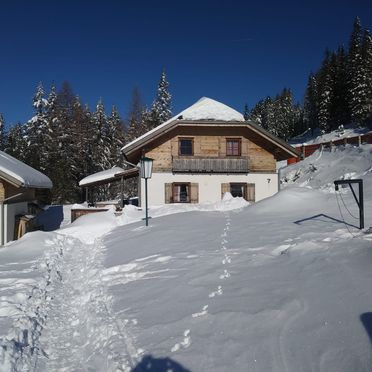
[171,213,232,353]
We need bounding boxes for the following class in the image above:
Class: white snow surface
[79,166,125,186]
[0,151,52,189]
[1,145,372,371]
[290,125,370,146]
[122,97,244,152]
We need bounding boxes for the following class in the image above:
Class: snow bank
[281,144,372,192]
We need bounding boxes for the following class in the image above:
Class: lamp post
[140,156,153,226]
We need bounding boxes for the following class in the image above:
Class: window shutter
[165,183,172,204]
[247,183,255,202]
[221,183,230,199]
[190,183,199,203]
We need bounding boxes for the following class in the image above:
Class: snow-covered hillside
[1,145,372,371]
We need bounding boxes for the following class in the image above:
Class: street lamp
[140,156,153,226]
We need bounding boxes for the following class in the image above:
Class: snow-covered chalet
[122,97,298,206]
[0,151,52,244]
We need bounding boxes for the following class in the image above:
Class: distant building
[0,151,52,244]
[122,97,298,206]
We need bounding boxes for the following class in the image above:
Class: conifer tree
[25,82,49,170]
[107,105,125,167]
[0,114,6,151]
[362,29,372,125]
[243,104,250,120]
[5,123,28,161]
[304,74,319,134]
[150,69,172,128]
[348,17,366,126]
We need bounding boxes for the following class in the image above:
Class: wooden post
[358,135,361,146]
[120,176,124,208]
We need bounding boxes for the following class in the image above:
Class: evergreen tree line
[0,70,172,204]
[248,17,372,139]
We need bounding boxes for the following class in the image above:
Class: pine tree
[362,29,372,126]
[5,123,28,161]
[348,17,367,126]
[0,114,6,151]
[107,105,125,167]
[127,87,147,141]
[25,82,49,170]
[150,69,172,128]
[243,104,250,120]
[304,73,319,134]
[317,50,334,132]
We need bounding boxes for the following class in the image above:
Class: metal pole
[359,180,364,229]
[120,176,124,208]
[145,178,148,226]
[85,187,88,203]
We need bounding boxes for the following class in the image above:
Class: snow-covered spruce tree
[273,88,295,141]
[316,50,334,132]
[0,114,6,151]
[126,87,148,142]
[106,105,125,167]
[51,81,80,203]
[25,82,50,170]
[304,74,319,134]
[362,29,372,126]
[329,47,350,129]
[150,69,172,128]
[5,123,28,161]
[348,17,367,126]
[243,104,250,120]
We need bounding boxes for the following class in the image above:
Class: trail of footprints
[171,214,232,352]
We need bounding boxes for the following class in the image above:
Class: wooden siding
[0,181,35,203]
[144,127,276,173]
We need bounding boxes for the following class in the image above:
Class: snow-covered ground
[1,144,372,371]
[290,125,370,146]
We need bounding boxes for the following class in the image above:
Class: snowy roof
[122,97,244,153]
[180,97,244,121]
[0,151,52,189]
[79,167,126,187]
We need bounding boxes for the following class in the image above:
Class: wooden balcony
[172,157,249,173]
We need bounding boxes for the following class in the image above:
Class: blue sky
[0,0,371,126]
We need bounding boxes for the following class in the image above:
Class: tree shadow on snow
[360,313,372,345]
[132,355,191,372]
[294,214,358,229]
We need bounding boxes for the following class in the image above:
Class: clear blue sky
[1,0,371,126]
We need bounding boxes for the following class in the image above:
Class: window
[230,183,246,198]
[172,183,190,203]
[226,138,241,156]
[179,138,193,156]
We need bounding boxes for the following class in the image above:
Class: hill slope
[1,145,372,371]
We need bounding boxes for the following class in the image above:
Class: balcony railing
[172,157,249,173]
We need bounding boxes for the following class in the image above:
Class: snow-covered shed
[0,151,52,244]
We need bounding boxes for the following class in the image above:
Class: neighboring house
[0,151,52,244]
[122,97,298,206]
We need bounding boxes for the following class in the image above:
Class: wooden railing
[172,157,249,173]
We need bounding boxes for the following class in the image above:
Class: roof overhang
[122,119,299,162]
[79,167,139,188]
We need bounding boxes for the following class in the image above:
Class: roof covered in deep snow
[0,150,52,189]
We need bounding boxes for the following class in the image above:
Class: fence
[287,132,372,165]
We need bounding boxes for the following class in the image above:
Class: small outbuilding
[0,151,53,244]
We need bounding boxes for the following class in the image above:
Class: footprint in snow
[219,269,230,279]
[209,286,223,298]
[192,305,208,318]
[171,329,191,352]
[222,256,231,264]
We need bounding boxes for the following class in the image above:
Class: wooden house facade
[0,151,52,244]
[122,97,298,206]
